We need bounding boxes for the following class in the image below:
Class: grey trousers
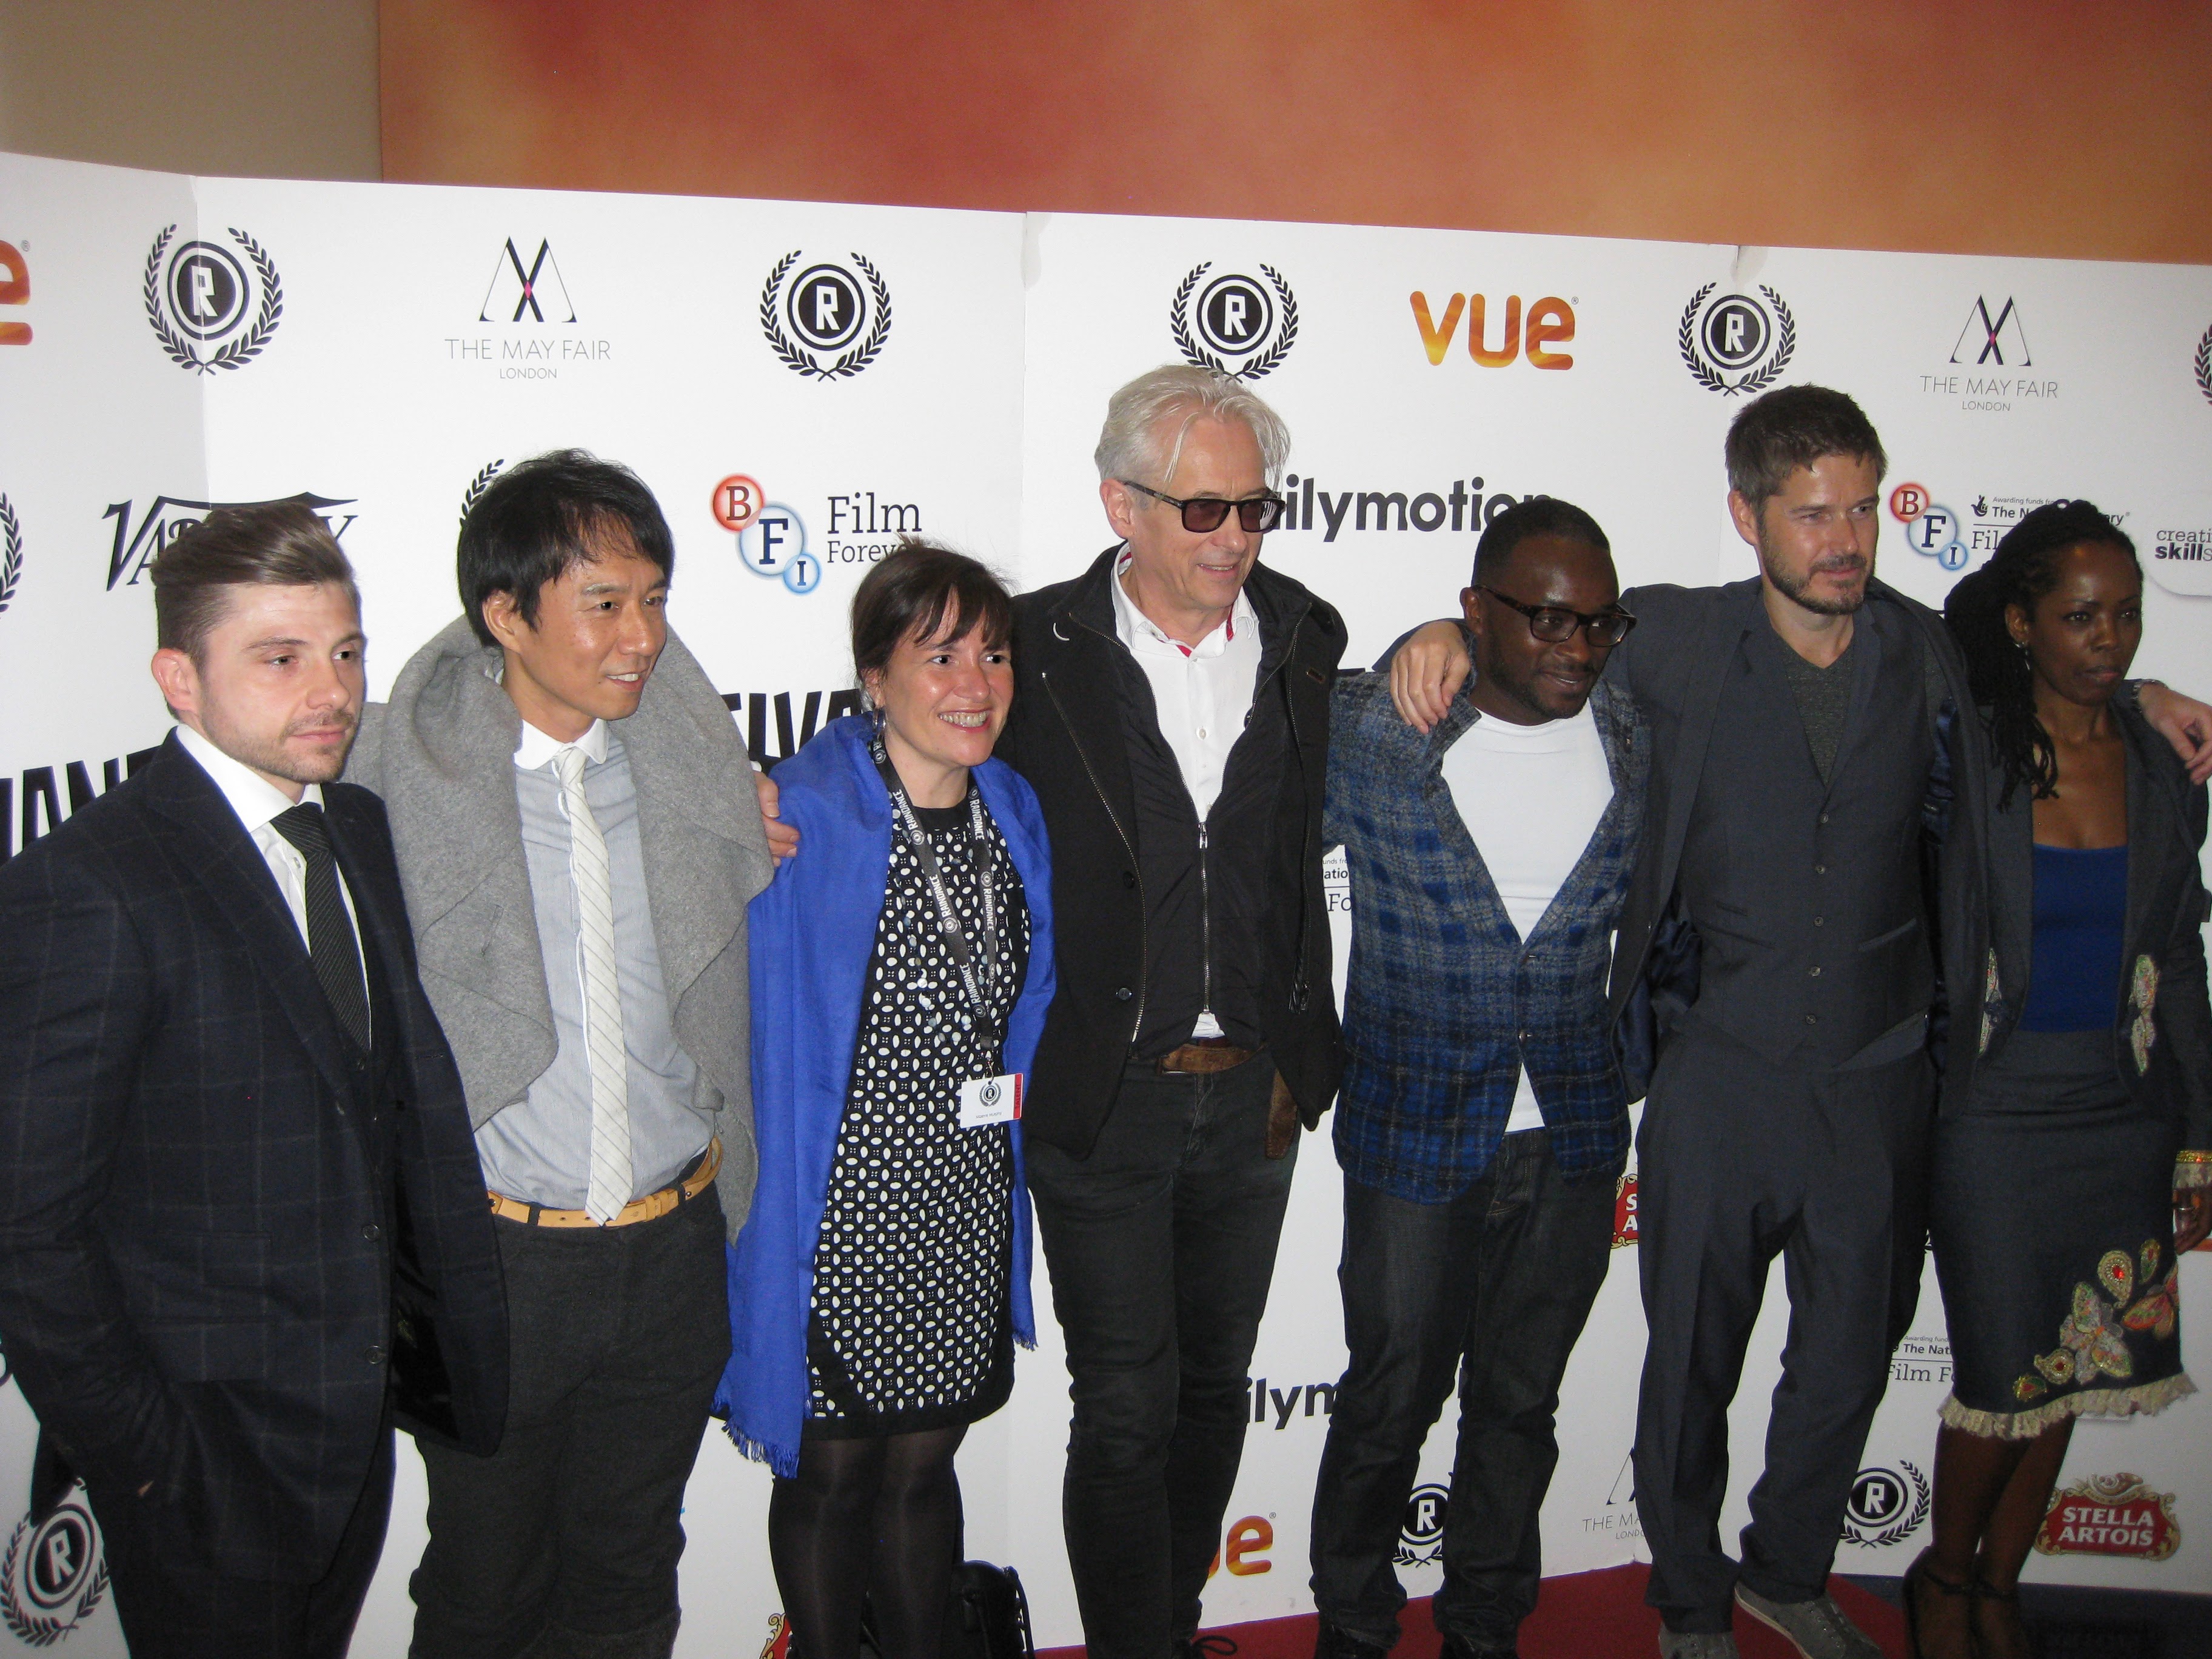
[1631,1029,1931,1634]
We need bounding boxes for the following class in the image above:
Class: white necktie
[555,746,632,1224]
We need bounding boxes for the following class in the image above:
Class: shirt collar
[1110,549,1253,661]
[173,722,324,836]
[514,716,609,771]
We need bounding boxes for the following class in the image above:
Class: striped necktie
[269,803,371,1054]
[554,746,632,1224]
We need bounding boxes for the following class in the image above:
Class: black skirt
[1930,1028,2193,1437]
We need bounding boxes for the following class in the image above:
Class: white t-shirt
[1439,702,1614,1133]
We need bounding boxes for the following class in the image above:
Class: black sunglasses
[1479,586,1638,647]
[1120,479,1286,534]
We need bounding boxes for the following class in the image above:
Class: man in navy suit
[0,503,508,1658]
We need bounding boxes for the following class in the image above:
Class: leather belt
[489,1138,720,1229]
[1157,1038,1256,1076]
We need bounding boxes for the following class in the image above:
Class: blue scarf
[714,715,1055,1475]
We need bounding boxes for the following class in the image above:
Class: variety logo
[447,238,611,377]
[2036,1473,2180,1561]
[1170,262,1298,381]
[1951,296,2031,366]
[1410,292,1575,369]
[1,240,28,345]
[142,224,283,373]
[480,237,576,323]
[1678,283,1795,396]
[4,745,164,862]
[721,689,867,772]
[459,459,506,527]
[1274,471,1535,543]
[760,252,891,380]
[1888,482,1971,572]
[1841,1461,1931,1548]
[2194,323,2212,409]
[1613,1173,1638,1248]
[0,492,21,614]
[104,492,355,590]
[1395,1483,1449,1567]
[0,1491,108,1647]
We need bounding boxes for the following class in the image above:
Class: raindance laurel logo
[1393,1483,1448,1567]
[0,494,21,615]
[2195,323,2211,409]
[1841,1460,1930,1547]
[1,1492,109,1646]
[760,252,891,380]
[1170,263,1298,381]
[460,459,506,527]
[142,224,283,374]
[1678,283,1794,396]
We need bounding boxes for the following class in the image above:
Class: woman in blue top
[1912,503,2212,1659]
[718,541,1055,1659]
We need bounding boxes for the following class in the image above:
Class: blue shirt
[2021,842,2129,1032]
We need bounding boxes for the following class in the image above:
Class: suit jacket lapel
[1041,568,1141,845]
[143,740,360,1104]
[1655,585,1755,902]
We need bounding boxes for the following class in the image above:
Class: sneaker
[1656,1633,1738,1658]
[1312,1626,1389,1659]
[1732,1584,1882,1659]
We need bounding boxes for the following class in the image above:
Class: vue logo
[1411,291,1574,369]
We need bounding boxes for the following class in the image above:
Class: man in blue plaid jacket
[1310,498,1649,1659]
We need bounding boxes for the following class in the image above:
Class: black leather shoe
[1179,1636,1242,1659]
[1440,1635,1518,1659]
[1310,1625,1387,1659]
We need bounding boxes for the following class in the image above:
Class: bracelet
[2177,1149,2212,1189]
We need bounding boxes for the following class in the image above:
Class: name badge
[958,1073,1023,1128]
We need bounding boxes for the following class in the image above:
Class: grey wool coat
[346,616,776,1238]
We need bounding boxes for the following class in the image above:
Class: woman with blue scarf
[718,540,1054,1659]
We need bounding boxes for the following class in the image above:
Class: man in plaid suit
[1310,499,1647,1659]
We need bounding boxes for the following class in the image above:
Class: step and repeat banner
[2,150,2209,1652]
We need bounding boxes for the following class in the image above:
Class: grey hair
[1093,364,1292,489]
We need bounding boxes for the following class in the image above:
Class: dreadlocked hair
[1941,498,2138,808]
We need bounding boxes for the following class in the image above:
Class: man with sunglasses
[995,364,1346,1659]
[1311,498,1645,1659]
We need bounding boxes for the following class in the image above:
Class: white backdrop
[2,152,2209,1654]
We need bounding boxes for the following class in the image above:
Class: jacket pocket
[1857,916,1920,953]
[140,1319,273,1381]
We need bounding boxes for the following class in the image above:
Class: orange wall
[381,0,2212,264]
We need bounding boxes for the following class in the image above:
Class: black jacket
[1937,699,2212,1151]
[998,549,1347,1158]
[0,735,508,1581]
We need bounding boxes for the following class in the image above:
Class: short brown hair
[1724,384,1887,511]
[850,538,1013,691]
[152,500,359,661]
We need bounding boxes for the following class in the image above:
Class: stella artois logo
[2035,1473,2180,1561]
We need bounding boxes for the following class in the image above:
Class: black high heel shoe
[1972,1574,2031,1659]
[1902,1548,1974,1659]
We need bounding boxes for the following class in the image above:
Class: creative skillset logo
[142,224,283,373]
[760,252,891,379]
[1678,284,1795,395]
[1170,263,1298,381]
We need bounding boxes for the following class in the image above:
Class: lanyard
[870,723,1003,1030]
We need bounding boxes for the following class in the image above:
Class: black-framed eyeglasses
[1119,479,1286,534]
[1479,586,1638,647]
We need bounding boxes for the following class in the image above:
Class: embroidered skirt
[1931,1028,2194,1438]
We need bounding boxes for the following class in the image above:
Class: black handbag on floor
[943,1562,1034,1659]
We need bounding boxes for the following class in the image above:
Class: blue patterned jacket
[1327,671,1647,1201]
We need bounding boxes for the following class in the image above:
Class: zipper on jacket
[1041,663,1148,1045]
[1198,821,1213,1028]
[1283,646,1315,1013]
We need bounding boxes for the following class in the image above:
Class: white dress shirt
[173,722,370,1025]
[1441,703,1614,1133]
[1108,550,1262,820]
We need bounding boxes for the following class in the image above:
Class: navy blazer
[0,734,507,1581]
[1939,700,2212,1156]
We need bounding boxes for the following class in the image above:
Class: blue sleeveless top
[2020,843,2128,1032]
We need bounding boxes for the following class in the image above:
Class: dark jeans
[410,1187,729,1659]
[1310,1132,1617,1654]
[1632,1030,1931,1634]
[98,1416,394,1659]
[1025,1052,1295,1659]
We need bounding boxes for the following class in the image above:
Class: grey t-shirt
[1780,637,1855,784]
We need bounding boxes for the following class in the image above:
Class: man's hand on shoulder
[1387,620,1472,734]
[2139,682,2212,785]
[754,768,800,865]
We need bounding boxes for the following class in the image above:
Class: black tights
[769,1426,968,1659]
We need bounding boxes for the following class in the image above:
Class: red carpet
[1040,1567,1909,1659]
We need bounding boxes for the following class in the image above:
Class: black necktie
[270,803,372,1053]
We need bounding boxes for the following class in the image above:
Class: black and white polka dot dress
[806,788,1030,1436]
